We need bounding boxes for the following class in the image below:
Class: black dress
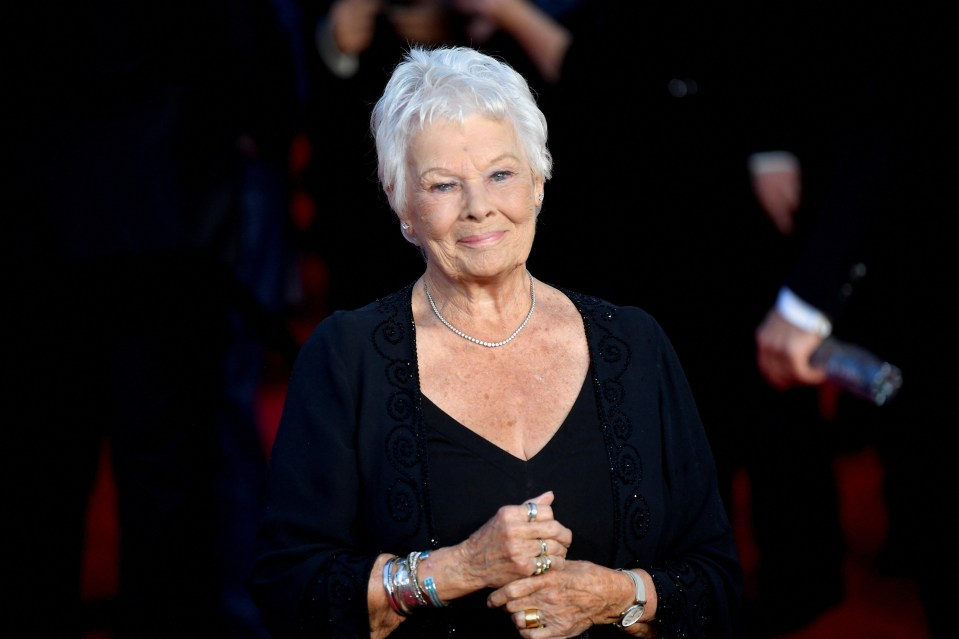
[420,381,612,637]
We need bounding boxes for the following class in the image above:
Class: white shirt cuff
[775,287,832,337]
[748,150,800,175]
[316,18,360,79]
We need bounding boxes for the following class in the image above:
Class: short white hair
[371,45,552,216]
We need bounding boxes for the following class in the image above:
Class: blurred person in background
[4,1,302,637]
[743,3,957,637]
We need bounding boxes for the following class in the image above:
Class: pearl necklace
[424,272,536,348]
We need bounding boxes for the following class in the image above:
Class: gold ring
[524,608,542,629]
[533,554,552,575]
[538,539,547,556]
[526,502,538,522]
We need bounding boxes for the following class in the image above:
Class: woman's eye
[432,182,455,193]
[491,171,514,182]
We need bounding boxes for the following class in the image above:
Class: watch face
[621,603,644,627]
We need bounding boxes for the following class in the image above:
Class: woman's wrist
[604,566,638,624]
[420,542,488,603]
[379,549,455,616]
[604,567,656,628]
[370,553,405,636]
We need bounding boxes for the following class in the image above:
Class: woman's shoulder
[557,285,663,331]
[550,284,675,360]
[300,284,416,353]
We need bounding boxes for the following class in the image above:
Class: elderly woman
[250,45,742,638]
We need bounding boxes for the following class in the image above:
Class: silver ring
[526,502,538,522]
[538,539,548,556]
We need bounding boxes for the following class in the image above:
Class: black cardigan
[251,283,742,638]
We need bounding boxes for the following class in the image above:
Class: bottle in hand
[810,338,903,406]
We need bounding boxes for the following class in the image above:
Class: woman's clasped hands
[458,491,570,589]
[465,491,633,637]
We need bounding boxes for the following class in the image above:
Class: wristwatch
[614,569,646,628]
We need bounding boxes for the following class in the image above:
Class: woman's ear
[534,176,546,215]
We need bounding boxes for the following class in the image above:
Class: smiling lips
[460,230,505,245]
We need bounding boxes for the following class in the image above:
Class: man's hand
[751,167,801,235]
[755,308,828,390]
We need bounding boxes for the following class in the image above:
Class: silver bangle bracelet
[382,556,408,616]
[408,551,429,607]
[391,557,419,615]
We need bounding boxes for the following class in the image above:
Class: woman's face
[402,114,544,282]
